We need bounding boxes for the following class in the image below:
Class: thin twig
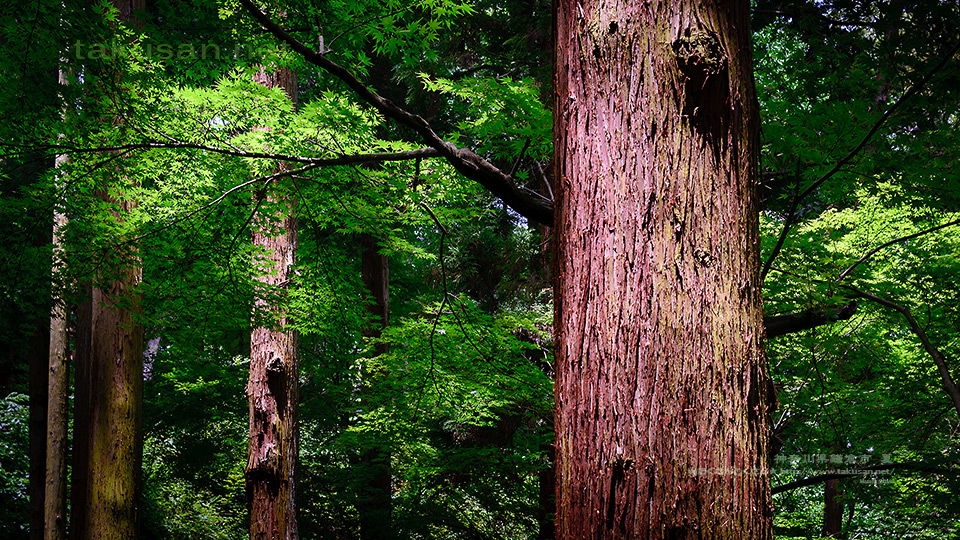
[838,218,960,280]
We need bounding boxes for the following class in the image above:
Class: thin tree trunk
[553,0,772,537]
[536,440,556,540]
[823,478,844,538]
[45,122,71,540]
[358,233,392,539]
[246,65,300,540]
[69,289,92,540]
[28,313,49,540]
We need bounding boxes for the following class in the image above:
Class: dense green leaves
[0,0,958,537]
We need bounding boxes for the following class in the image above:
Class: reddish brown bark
[553,0,772,537]
[246,65,300,540]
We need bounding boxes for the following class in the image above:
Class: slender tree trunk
[45,113,71,540]
[536,441,556,540]
[553,0,772,537]
[823,478,844,538]
[28,313,49,540]
[246,65,300,540]
[69,289,92,540]
[358,233,392,539]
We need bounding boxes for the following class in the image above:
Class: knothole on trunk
[673,30,726,79]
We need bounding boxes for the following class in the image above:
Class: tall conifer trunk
[553,0,772,537]
[70,2,145,538]
[246,65,300,540]
[45,72,72,538]
[358,233,392,539]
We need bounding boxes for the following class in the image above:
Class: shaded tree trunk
[28,312,49,540]
[823,478,844,538]
[536,440,556,540]
[70,2,145,538]
[69,289,92,540]
[553,0,772,537]
[358,233,392,539]
[246,65,300,540]
[70,192,144,540]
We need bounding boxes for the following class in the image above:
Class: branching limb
[761,39,960,278]
[840,284,960,419]
[772,461,960,495]
[838,218,960,280]
[236,0,553,226]
[764,301,858,339]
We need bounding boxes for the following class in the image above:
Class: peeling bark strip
[246,65,300,540]
[553,0,772,538]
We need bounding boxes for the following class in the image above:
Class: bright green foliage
[1,0,959,537]
[755,2,960,536]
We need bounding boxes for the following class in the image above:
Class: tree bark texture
[358,233,392,539]
[246,65,300,540]
[70,200,144,540]
[71,4,145,538]
[553,0,772,538]
[80,252,144,540]
[45,144,71,540]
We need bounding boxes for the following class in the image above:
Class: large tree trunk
[358,233,393,539]
[71,192,144,540]
[70,2,145,538]
[553,0,772,537]
[82,255,144,540]
[246,65,300,540]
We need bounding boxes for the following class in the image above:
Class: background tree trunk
[823,478,844,538]
[28,311,49,540]
[45,114,71,540]
[69,290,92,540]
[358,233,392,539]
[553,0,772,537]
[246,65,300,540]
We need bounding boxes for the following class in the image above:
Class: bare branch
[39,141,440,166]
[841,284,960,419]
[772,461,960,495]
[764,301,858,339]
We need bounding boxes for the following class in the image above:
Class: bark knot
[672,30,726,79]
